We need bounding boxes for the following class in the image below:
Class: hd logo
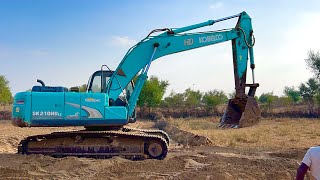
[184,38,194,46]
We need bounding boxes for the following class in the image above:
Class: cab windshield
[87,71,112,93]
[90,75,111,93]
[87,71,134,100]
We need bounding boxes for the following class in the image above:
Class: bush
[0,111,11,120]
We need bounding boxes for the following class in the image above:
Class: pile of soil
[154,120,213,147]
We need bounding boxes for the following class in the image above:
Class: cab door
[80,93,106,120]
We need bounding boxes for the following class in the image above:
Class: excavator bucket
[220,96,261,128]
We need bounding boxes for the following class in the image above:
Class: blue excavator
[11,11,260,159]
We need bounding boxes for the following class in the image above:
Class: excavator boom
[108,11,260,127]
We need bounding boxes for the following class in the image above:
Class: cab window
[91,75,102,93]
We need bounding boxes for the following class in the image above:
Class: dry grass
[169,117,320,151]
[0,105,12,111]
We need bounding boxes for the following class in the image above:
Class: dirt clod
[154,120,213,146]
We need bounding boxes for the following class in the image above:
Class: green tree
[0,75,13,108]
[277,96,293,108]
[137,76,169,111]
[258,92,277,112]
[299,78,319,110]
[79,84,87,92]
[183,88,202,108]
[305,49,320,78]
[315,94,320,107]
[259,92,274,104]
[283,86,300,103]
[303,50,320,108]
[202,90,227,112]
[163,91,185,108]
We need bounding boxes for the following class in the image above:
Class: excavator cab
[220,84,260,128]
[86,70,136,122]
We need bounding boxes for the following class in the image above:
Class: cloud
[209,2,223,9]
[110,36,137,47]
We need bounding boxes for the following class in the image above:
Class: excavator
[11,11,260,160]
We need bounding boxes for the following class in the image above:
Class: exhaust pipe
[37,79,45,87]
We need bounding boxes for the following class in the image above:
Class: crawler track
[18,128,169,160]
[122,127,170,145]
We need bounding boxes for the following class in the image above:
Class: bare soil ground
[0,118,316,179]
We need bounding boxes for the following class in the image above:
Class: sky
[1,0,320,97]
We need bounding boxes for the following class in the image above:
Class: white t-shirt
[302,146,320,180]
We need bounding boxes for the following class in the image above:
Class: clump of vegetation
[137,76,169,114]
[0,75,13,110]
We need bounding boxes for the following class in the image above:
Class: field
[170,117,320,151]
[0,118,319,179]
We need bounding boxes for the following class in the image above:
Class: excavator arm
[107,11,260,128]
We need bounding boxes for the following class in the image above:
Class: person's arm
[296,162,309,180]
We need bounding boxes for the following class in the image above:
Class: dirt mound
[154,120,213,146]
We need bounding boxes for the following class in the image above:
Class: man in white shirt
[296,146,320,180]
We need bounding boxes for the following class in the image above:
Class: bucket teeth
[218,123,240,129]
[232,125,239,129]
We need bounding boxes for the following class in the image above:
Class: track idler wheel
[220,96,261,128]
[18,140,28,154]
[145,140,167,160]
